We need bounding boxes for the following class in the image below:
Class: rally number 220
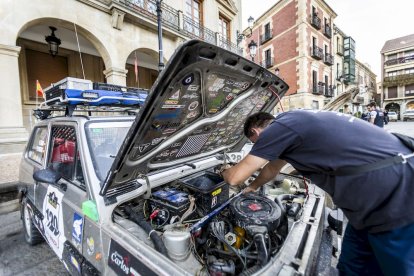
[46,208,60,236]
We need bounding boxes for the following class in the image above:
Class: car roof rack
[34,78,148,120]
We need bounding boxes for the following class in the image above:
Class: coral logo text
[111,251,130,274]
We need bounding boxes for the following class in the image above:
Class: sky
[241,0,414,77]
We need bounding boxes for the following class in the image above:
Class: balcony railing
[121,0,242,55]
[383,73,414,87]
[324,53,334,65]
[313,82,325,95]
[324,87,334,97]
[324,24,332,38]
[311,46,324,60]
[384,56,414,66]
[260,30,273,44]
[336,44,344,56]
[261,57,274,69]
[310,14,321,29]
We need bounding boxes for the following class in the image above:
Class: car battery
[149,188,190,225]
[180,171,229,215]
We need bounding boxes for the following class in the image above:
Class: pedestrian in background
[223,110,414,276]
[367,102,385,128]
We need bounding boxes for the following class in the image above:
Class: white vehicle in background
[403,110,414,121]
[388,111,398,122]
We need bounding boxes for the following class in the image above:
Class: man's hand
[243,186,257,194]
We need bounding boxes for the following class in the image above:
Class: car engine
[114,169,307,275]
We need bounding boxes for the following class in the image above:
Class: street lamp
[156,0,164,72]
[45,26,61,57]
[236,16,254,47]
[248,40,257,62]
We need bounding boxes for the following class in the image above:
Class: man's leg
[368,222,414,276]
[337,224,383,276]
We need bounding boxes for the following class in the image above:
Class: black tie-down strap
[325,132,414,176]
[325,153,414,176]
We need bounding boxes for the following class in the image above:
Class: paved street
[0,121,413,275]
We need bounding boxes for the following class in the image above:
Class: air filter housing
[230,194,282,232]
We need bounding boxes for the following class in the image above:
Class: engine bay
[114,169,308,275]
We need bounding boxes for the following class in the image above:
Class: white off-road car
[19,40,338,276]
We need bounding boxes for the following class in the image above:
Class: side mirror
[33,168,62,185]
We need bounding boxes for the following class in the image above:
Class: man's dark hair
[243,112,275,137]
[367,102,377,108]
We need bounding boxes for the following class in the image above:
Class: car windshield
[406,110,414,114]
[85,121,132,180]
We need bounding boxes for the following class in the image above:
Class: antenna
[73,23,86,79]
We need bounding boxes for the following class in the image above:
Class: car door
[38,123,88,269]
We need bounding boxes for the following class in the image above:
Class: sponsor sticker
[70,255,81,273]
[42,186,65,258]
[151,137,167,145]
[209,108,218,114]
[186,111,198,119]
[211,196,218,208]
[162,104,185,109]
[86,237,95,255]
[182,73,194,85]
[71,213,83,247]
[164,100,178,105]
[170,89,180,100]
[188,101,199,111]
[182,93,199,99]
[138,143,150,152]
[187,85,199,91]
[162,128,177,135]
[108,240,157,276]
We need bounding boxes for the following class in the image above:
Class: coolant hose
[254,233,269,266]
[124,205,169,257]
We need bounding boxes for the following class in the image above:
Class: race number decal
[225,152,243,163]
[42,186,65,258]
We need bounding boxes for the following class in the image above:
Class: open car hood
[100,40,288,196]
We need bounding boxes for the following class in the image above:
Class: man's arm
[222,154,268,186]
[245,159,287,192]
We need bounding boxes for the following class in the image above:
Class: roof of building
[381,33,414,53]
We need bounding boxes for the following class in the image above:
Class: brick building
[242,0,337,111]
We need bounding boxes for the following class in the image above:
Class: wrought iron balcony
[336,44,344,56]
[311,46,324,60]
[383,73,414,87]
[260,30,273,44]
[324,24,332,38]
[384,56,414,66]
[120,0,242,55]
[313,82,325,95]
[324,53,334,66]
[324,87,334,97]
[310,14,321,30]
[261,57,274,69]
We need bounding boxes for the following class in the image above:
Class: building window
[388,86,398,98]
[387,54,397,61]
[405,68,414,74]
[184,0,203,36]
[405,84,414,96]
[312,100,319,110]
[325,75,329,94]
[218,14,230,40]
[264,49,272,68]
[312,70,317,92]
[265,23,271,38]
[388,71,397,77]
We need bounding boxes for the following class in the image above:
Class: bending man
[222,110,414,275]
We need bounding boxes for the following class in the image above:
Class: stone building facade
[381,33,414,119]
[0,0,242,153]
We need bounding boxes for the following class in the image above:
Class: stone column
[0,44,29,153]
[103,67,128,86]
